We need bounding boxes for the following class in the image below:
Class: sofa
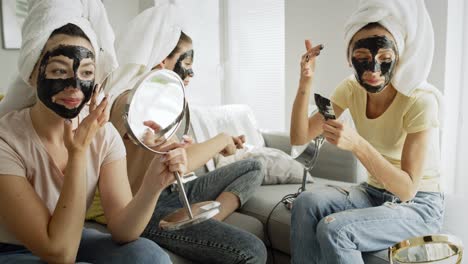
[85,104,466,264]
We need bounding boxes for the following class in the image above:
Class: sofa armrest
[261,131,366,183]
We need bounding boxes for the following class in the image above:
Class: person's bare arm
[323,119,429,202]
[157,133,242,172]
[184,133,239,171]
[0,155,86,263]
[290,40,344,145]
[0,97,109,263]
[353,131,428,201]
[100,148,187,243]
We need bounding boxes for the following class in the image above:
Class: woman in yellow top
[290,1,444,263]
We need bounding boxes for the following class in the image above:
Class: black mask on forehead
[173,49,194,81]
[37,45,95,119]
[351,35,397,93]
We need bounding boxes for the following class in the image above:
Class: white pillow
[215,146,314,185]
[190,104,265,147]
[190,104,265,171]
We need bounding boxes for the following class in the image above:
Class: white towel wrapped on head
[344,0,443,122]
[0,0,118,118]
[105,0,183,97]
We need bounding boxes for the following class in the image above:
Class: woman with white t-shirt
[0,1,186,263]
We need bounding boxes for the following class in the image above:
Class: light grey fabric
[262,131,367,183]
[240,179,354,255]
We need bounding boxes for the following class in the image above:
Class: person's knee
[123,238,171,264]
[316,215,350,249]
[238,234,267,264]
[247,158,263,172]
[293,192,329,217]
[239,158,264,187]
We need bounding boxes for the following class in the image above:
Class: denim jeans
[142,159,267,264]
[0,228,170,264]
[290,182,445,264]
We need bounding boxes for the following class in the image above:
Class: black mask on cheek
[351,36,397,93]
[173,49,194,81]
[37,45,95,119]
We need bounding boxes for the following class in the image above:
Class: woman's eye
[52,69,67,75]
[80,70,94,78]
[355,57,370,62]
[379,57,393,63]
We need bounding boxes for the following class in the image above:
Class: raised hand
[64,85,109,154]
[220,137,238,157]
[146,146,188,190]
[232,135,246,149]
[300,40,324,80]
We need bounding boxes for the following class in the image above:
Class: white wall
[0,9,20,93]
[284,0,448,130]
[104,0,139,34]
[181,0,223,106]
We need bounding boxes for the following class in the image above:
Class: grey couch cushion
[240,178,353,255]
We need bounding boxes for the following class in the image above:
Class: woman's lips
[59,98,82,107]
[364,78,383,85]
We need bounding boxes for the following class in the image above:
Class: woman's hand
[146,147,188,190]
[63,84,109,154]
[232,135,246,149]
[322,119,362,152]
[300,40,323,82]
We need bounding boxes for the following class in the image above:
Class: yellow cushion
[85,189,108,224]
[0,93,4,102]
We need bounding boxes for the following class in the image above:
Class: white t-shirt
[0,108,126,245]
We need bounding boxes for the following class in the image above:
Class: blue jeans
[291,182,445,264]
[143,159,267,264]
[0,228,170,264]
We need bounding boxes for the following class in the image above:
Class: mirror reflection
[126,69,185,150]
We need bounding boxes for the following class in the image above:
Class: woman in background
[87,1,267,263]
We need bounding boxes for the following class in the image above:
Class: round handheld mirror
[389,234,463,264]
[123,69,220,231]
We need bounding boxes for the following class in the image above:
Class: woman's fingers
[325,136,337,145]
[322,130,337,140]
[63,119,73,147]
[322,123,339,133]
[304,44,324,61]
[325,119,343,129]
[163,149,187,165]
[168,163,186,174]
[143,120,162,133]
[89,84,101,112]
[305,39,313,51]
[182,135,193,145]
[159,142,186,153]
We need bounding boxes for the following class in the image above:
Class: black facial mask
[173,49,194,81]
[37,45,95,119]
[351,35,397,93]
